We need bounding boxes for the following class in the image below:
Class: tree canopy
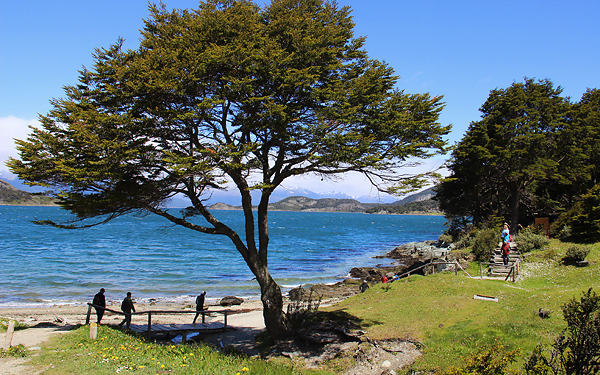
[436,78,599,234]
[8,0,450,337]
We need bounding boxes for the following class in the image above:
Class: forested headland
[0,179,55,206]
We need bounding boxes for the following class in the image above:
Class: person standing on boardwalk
[92,288,106,324]
[501,223,511,266]
[192,291,207,324]
[118,292,135,329]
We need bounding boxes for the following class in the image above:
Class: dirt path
[0,324,75,375]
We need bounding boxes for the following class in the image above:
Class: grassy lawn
[322,239,600,373]
[28,324,331,375]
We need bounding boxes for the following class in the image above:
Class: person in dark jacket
[192,291,207,324]
[118,292,136,328]
[92,288,106,324]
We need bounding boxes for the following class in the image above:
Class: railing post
[86,304,92,325]
[223,311,228,329]
[3,321,15,350]
[147,312,152,339]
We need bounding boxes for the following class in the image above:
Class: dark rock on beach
[376,240,452,260]
[288,240,455,301]
[220,296,244,306]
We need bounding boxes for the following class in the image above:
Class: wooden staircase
[484,242,521,281]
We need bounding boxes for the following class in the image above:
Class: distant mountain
[0,179,56,206]
[269,186,362,202]
[167,186,394,207]
[268,196,378,212]
[366,198,440,215]
[0,171,49,194]
[0,173,435,213]
[390,186,436,206]
[366,187,439,214]
[207,192,440,214]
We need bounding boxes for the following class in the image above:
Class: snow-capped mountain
[0,172,398,206]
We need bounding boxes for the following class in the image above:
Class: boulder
[219,296,244,306]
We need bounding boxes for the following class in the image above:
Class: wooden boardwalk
[86,303,234,341]
[129,321,230,341]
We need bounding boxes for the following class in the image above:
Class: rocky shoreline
[289,240,460,301]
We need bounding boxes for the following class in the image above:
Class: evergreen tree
[437,78,571,230]
[7,0,449,338]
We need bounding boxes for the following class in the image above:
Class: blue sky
[1,0,599,199]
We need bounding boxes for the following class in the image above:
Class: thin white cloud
[0,116,445,199]
[0,116,39,173]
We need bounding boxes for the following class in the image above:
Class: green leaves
[6,0,452,340]
[436,78,588,228]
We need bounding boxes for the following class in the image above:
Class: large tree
[437,78,571,230]
[7,0,449,338]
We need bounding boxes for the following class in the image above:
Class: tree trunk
[510,188,520,234]
[259,273,290,339]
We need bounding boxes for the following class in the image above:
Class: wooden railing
[86,303,232,339]
[479,258,521,282]
[393,260,472,280]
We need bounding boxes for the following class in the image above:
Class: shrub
[515,230,550,253]
[553,224,572,240]
[454,232,476,250]
[565,246,590,263]
[471,228,498,261]
[558,184,600,241]
[286,286,321,331]
[524,288,600,375]
[438,233,453,245]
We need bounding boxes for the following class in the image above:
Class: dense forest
[435,78,600,240]
[366,199,439,214]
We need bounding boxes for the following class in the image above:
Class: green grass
[29,325,330,375]
[321,239,600,373]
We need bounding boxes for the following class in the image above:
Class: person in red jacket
[501,223,511,266]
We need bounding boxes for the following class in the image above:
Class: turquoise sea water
[0,206,445,307]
